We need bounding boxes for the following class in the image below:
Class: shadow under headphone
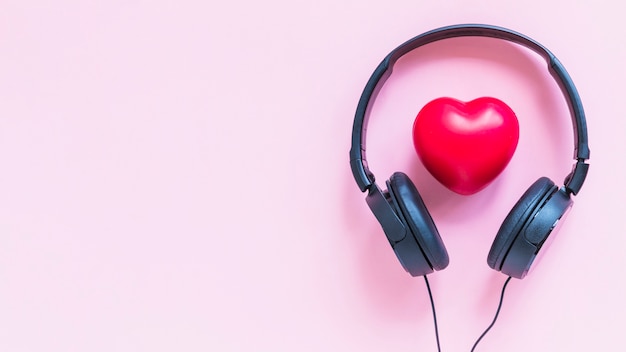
[350,24,590,279]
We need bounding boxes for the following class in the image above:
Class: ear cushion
[487,177,556,270]
[388,172,449,271]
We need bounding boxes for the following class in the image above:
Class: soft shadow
[342,168,433,321]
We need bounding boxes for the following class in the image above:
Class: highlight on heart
[412,97,519,195]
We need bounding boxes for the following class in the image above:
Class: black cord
[470,276,513,352]
[423,275,441,352]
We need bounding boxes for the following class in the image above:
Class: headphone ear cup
[388,172,449,271]
[488,177,556,273]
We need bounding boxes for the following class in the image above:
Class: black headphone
[349,24,590,279]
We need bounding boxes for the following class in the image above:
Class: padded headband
[350,24,590,194]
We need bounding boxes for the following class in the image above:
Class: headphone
[349,24,590,279]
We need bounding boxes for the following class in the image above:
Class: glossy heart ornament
[412,97,519,195]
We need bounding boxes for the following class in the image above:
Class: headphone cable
[470,276,513,352]
[423,275,441,352]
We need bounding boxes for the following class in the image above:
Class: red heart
[412,97,519,195]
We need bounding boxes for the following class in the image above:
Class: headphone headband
[350,24,590,194]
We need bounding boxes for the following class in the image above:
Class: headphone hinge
[563,160,589,195]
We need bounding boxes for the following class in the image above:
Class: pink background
[1,1,625,351]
